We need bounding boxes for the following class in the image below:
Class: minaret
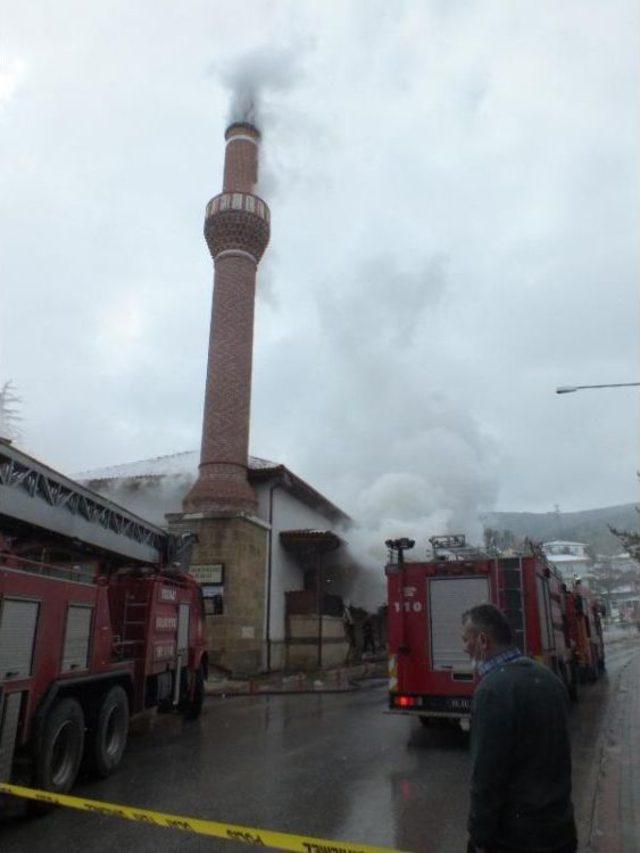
[183,122,270,513]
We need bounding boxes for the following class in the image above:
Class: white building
[609,552,638,573]
[542,540,593,581]
[76,451,358,671]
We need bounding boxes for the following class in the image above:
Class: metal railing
[206,191,270,222]
[0,552,96,585]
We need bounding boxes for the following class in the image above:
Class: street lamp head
[556,381,640,395]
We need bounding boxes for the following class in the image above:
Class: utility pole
[554,504,562,539]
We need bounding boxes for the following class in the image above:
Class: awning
[279,529,342,554]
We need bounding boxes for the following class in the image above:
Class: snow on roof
[545,554,590,563]
[74,451,277,482]
[74,451,350,524]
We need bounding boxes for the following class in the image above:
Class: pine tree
[609,473,640,564]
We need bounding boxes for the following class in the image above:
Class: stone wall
[285,615,349,670]
[168,512,268,675]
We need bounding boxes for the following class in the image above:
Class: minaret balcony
[204,192,271,263]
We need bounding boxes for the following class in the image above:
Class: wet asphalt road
[2,640,639,853]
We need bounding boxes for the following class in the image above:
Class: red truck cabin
[387,559,493,722]
[386,546,578,725]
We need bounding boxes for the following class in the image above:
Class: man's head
[461,604,514,667]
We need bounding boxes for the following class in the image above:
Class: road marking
[0,783,407,853]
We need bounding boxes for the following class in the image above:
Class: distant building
[76,451,356,672]
[609,552,638,573]
[542,540,592,580]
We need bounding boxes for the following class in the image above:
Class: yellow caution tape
[0,783,407,853]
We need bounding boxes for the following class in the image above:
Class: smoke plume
[306,254,500,609]
[220,47,298,130]
[78,473,194,528]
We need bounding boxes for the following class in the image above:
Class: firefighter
[461,604,577,853]
[362,616,376,655]
[343,602,356,662]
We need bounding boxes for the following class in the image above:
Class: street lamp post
[556,382,640,394]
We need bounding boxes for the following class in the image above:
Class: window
[201,583,224,616]
[191,564,225,616]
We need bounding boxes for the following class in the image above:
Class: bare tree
[483,527,521,553]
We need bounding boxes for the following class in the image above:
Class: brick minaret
[183,122,270,513]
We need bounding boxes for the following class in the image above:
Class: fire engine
[385,535,604,730]
[0,440,207,802]
[567,581,605,683]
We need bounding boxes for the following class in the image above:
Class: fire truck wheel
[36,697,85,794]
[568,673,578,702]
[558,660,576,702]
[92,686,129,778]
[184,665,205,720]
[586,662,599,683]
[568,662,579,701]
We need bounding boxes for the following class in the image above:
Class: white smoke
[82,474,194,528]
[307,254,500,610]
[220,47,299,130]
[336,424,498,611]
[215,47,303,203]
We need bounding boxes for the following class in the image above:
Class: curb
[206,687,358,697]
[206,678,388,698]
[205,662,387,697]
[603,634,640,647]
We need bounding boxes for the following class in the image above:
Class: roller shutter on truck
[0,598,40,782]
[62,604,93,672]
[0,598,40,680]
[177,603,190,654]
[0,692,22,781]
[429,577,490,671]
[536,574,554,652]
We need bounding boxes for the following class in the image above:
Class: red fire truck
[385,535,602,729]
[0,440,207,801]
[568,583,605,683]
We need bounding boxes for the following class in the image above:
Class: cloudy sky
[2,1,638,539]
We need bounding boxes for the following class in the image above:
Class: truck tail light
[395,695,419,708]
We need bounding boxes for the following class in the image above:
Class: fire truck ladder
[385,538,415,655]
[117,594,149,658]
[498,557,526,653]
[0,440,168,566]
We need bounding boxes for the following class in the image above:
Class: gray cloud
[1,0,637,539]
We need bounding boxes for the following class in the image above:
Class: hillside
[482,503,639,555]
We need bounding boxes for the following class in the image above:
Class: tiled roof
[279,529,343,552]
[74,451,277,481]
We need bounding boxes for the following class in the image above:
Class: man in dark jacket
[462,604,577,853]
